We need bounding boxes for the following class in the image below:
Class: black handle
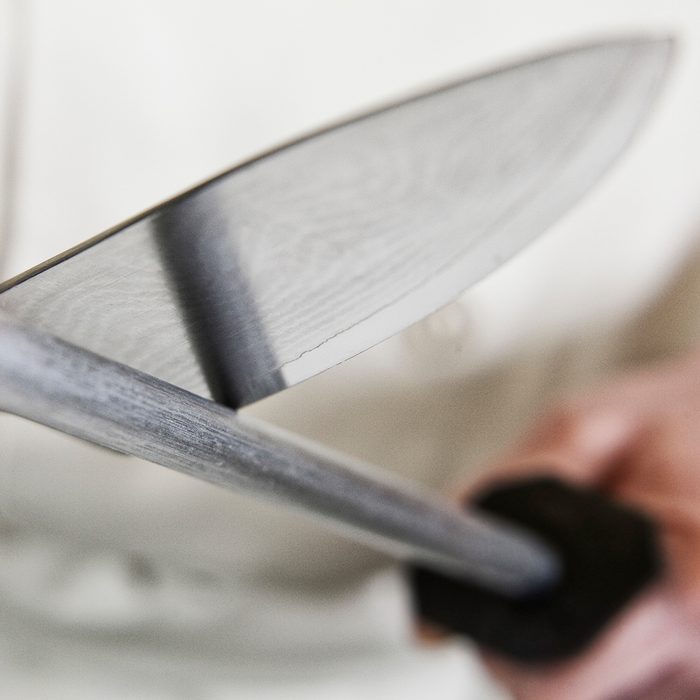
[410,476,662,663]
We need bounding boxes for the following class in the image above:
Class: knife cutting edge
[0,37,672,659]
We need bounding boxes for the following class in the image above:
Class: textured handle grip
[410,476,662,663]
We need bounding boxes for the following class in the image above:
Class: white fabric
[0,1,699,697]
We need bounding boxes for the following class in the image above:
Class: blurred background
[0,2,699,698]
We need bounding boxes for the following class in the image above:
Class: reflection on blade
[0,39,671,406]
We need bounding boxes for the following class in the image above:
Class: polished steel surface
[0,38,671,407]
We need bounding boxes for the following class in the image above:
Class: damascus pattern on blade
[0,39,670,406]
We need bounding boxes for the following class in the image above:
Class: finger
[483,587,693,700]
[415,620,450,644]
[461,404,639,498]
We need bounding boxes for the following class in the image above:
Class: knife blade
[0,38,671,408]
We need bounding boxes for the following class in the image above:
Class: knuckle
[538,402,592,442]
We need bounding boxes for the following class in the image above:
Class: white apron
[0,1,699,697]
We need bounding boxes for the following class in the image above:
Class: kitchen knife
[0,38,670,407]
[0,37,672,660]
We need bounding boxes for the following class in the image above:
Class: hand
[473,350,700,699]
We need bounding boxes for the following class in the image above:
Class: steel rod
[0,316,560,596]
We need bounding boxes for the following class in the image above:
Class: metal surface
[0,38,672,599]
[0,317,559,596]
[0,38,671,407]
